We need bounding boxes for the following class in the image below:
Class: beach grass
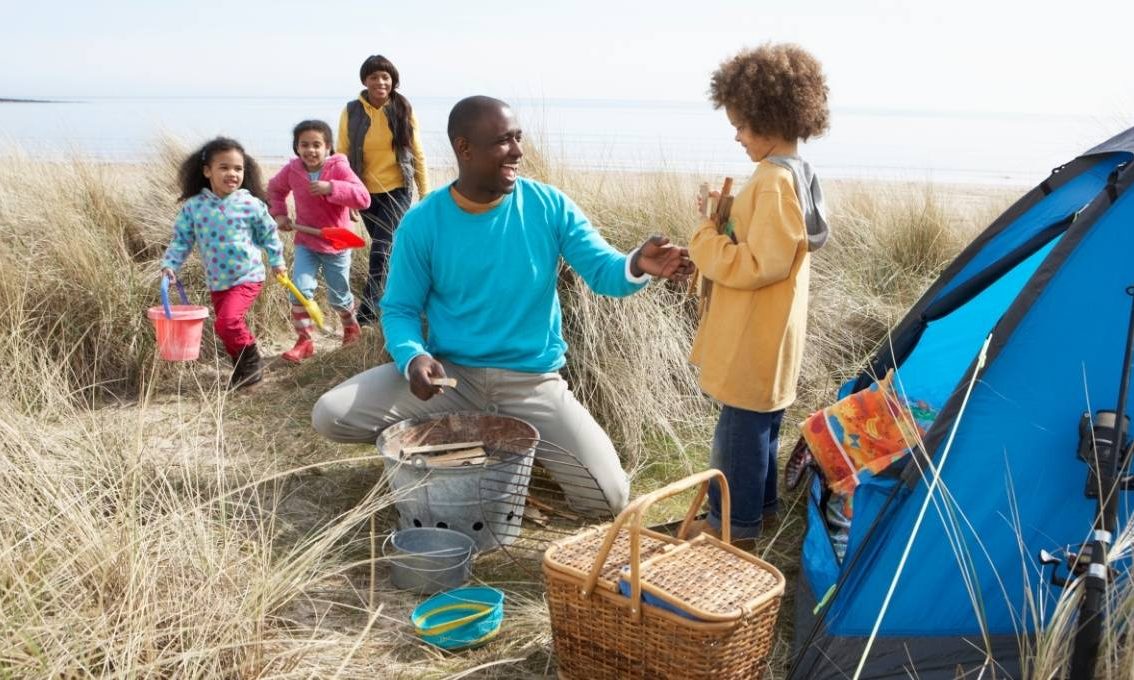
[1,141,1130,678]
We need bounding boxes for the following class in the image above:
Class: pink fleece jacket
[267,154,371,254]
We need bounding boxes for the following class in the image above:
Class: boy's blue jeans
[706,406,784,540]
[290,245,354,311]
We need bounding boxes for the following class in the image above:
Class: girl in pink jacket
[268,120,372,362]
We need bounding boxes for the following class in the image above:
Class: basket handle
[580,469,731,622]
[379,532,476,573]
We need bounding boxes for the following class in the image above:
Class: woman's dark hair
[358,54,415,151]
[292,119,334,155]
[177,137,267,202]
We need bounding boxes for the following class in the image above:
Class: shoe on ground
[762,510,781,534]
[229,343,263,390]
[685,517,759,549]
[355,306,379,326]
[342,324,361,346]
[282,337,315,363]
[684,518,720,540]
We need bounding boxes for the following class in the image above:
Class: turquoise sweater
[381,178,648,374]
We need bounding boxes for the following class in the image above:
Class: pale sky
[2,0,1131,117]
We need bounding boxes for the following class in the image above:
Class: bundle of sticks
[695,177,735,317]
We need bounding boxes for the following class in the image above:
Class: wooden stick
[712,178,734,231]
[698,177,735,317]
[291,223,324,237]
[716,197,736,240]
[527,496,581,521]
[292,223,364,241]
[429,377,458,388]
[368,514,376,611]
[416,447,487,467]
[687,182,713,301]
[400,440,484,457]
[718,177,734,203]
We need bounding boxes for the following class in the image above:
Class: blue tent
[790,127,1134,679]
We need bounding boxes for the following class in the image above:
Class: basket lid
[544,524,679,592]
[622,536,785,622]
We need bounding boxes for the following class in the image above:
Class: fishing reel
[1038,540,1119,588]
[1042,409,1134,588]
[1076,410,1134,498]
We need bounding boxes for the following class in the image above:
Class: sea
[1,96,1129,187]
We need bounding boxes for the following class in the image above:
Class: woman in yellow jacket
[691,43,830,543]
[337,54,430,323]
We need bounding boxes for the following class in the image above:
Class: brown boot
[229,343,263,390]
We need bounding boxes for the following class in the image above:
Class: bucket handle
[380,532,476,572]
[160,276,191,319]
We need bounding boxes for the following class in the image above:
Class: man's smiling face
[460,104,524,200]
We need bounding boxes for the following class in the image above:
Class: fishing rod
[1043,285,1134,679]
[1071,285,1134,678]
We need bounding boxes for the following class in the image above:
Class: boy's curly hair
[709,43,829,141]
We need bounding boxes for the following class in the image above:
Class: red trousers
[210,282,263,357]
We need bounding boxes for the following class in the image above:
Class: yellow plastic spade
[276,273,326,330]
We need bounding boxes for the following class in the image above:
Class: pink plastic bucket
[149,278,209,361]
[148,304,209,361]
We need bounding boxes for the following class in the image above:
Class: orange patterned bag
[799,370,936,499]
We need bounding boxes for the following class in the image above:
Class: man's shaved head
[447,96,524,202]
[447,95,511,143]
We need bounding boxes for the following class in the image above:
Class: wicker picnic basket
[543,470,785,679]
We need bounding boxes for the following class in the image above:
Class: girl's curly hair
[709,43,829,141]
[177,137,267,202]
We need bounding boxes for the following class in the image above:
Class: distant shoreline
[0,97,64,104]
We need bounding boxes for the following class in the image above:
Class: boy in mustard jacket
[690,43,831,542]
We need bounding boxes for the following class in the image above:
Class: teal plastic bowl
[411,586,505,651]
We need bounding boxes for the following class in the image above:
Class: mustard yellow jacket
[689,162,809,412]
[337,95,429,196]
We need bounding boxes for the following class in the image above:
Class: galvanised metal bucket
[378,412,538,551]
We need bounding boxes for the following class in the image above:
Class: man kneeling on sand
[312,95,691,513]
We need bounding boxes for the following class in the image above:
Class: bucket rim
[375,410,540,462]
[384,527,478,560]
[147,305,209,321]
[411,586,505,631]
[412,584,505,625]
